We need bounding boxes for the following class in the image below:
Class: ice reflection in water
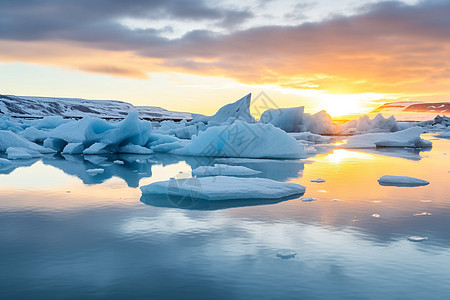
[0,135,449,299]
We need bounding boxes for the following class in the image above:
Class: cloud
[1,0,449,97]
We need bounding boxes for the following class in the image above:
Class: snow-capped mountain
[371,101,449,121]
[0,94,192,121]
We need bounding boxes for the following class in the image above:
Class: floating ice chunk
[332,199,340,202]
[310,178,325,183]
[118,144,153,154]
[300,196,316,202]
[114,160,125,165]
[62,142,84,154]
[19,127,48,143]
[6,147,41,159]
[83,142,109,155]
[140,176,306,200]
[260,106,304,132]
[413,212,432,216]
[408,236,428,242]
[372,214,381,218]
[378,175,429,187]
[193,93,254,124]
[171,120,305,159]
[288,132,331,143]
[30,116,70,129]
[0,158,12,165]
[0,130,55,154]
[43,137,67,152]
[86,168,104,175]
[276,249,297,259]
[192,164,262,177]
[302,111,341,135]
[343,127,432,149]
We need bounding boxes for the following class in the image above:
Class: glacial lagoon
[1,134,449,299]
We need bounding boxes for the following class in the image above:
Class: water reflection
[140,194,302,210]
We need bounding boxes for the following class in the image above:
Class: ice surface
[193,94,254,124]
[302,111,340,135]
[83,142,109,155]
[6,147,41,159]
[114,160,125,165]
[140,176,306,200]
[171,121,305,159]
[118,144,154,154]
[19,127,48,143]
[288,132,330,143]
[260,107,304,132]
[343,127,432,148]
[192,164,262,177]
[62,142,85,154]
[0,130,55,154]
[378,175,429,187]
[0,158,12,165]
[310,178,325,183]
[276,249,297,259]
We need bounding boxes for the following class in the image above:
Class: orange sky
[0,0,449,117]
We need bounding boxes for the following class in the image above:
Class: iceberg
[300,196,316,202]
[192,164,262,177]
[0,130,55,154]
[19,127,48,143]
[343,127,432,148]
[260,107,304,132]
[0,158,12,165]
[6,147,41,159]
[193,93,254,124]
[288,132,330,143]
[355,114,398,133]
[171,120,305,159]
[302,111,340,135]
[378,175,429,187]
[140,176,306,200]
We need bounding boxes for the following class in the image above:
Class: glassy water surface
[1,135,449,299]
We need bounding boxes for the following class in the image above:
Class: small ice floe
[408,236,428,242]
[317,190,327,193]
[113,160,125,165]
[372,214,381,218]
[66,190,71,193]
[420,200,433,203]
[332,199,340,202]
[413,212,432,216]
[310,178,325,183]
[86,168,104,175]
[276,249,297,259]
[377,175,429,187]
[301,196,316,202]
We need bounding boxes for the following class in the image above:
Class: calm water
[1,134,449,299]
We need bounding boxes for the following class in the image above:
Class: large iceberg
[193,93,255,124]
[342,127,432,148]
[140,176,306,200]
[46,112,154,154]
[169,120,305,159]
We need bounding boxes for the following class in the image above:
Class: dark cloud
[0,0,450,95]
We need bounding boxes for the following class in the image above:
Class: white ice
[342,127,432,148]
[192,164,262,177]
[140,176,306,200]
[408,236,428,242]
[378,175,429,187]
[171,120,306,159]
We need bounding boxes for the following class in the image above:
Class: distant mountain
[371,101,449,121]
[0,94,192,121]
